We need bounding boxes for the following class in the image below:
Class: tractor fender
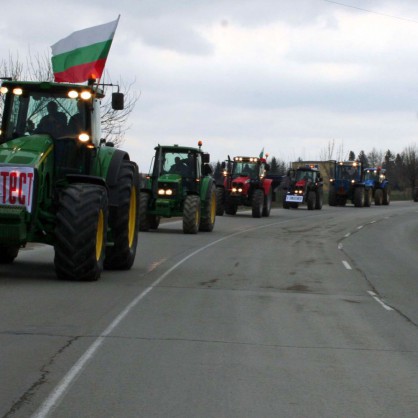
[262,178,273,195]
[199,177,214,202]
[66,174,107,189]
[101,149,132,207]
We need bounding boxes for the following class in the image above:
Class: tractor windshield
[232,162,259,179]
[336,164,360,181]
[1,88,88,141]
[295,170,313,182]
[159,150,196,178]
[364,169,384,182]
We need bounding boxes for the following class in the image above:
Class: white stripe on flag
[51,16,120,56]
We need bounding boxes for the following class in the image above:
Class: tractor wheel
[54,184,108,281]
[364,189,371,207]
[315,190,323,209]
[216,186,225,216]
[354,187,365,207]
[282,194,290,209]
[0,245,19,264]
[262,189,272,217]
[252,189,264,218]
[328,188,337,206]
[139,192,160,231]
[307,191,316,210]
[382,187,390,205]
[375,189,383,205]
[105,162,140,270]
[225,199,238,215]
[183,195,201,234]
[199,184,216,232]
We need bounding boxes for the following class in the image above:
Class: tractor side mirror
[221,161,226,169]
[112,92,124,110]
[202,152,210,163]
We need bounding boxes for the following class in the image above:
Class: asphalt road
[1,201,417,418]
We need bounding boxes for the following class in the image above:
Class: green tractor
[0,80,140,280]
[139,142,216,234]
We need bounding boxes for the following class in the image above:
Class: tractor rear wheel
[375,189,383,205]
[252,189,264,218]
[262,189,272,217]
[307,191,316,210]
[382,187,390,205]
[0,245,19,264]
[183,195,201,234]
[105,162,139,270]
[216,187,225,216]
[54,184,108,281]
[354,187,365,207]
[199,184,216,231]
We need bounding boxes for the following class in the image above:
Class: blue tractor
[328,160,369,207]
[362,167,390,205]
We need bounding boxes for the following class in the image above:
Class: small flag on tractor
[259,147,264,159]
[51,16,120,83]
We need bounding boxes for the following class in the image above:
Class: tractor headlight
[158,188,175,196]
[78,133,90,142]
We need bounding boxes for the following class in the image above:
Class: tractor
[216,156,273,218]
[282,165,323,210]
[139,142,216,234]
[328,160,369,207]
[0,80,140,280]
[362,167,390,205]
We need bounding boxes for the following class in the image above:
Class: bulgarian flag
[51,16,120,83]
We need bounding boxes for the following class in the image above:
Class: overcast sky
[3,0,418,170]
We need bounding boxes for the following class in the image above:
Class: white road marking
[357,225,364,230]
[367,291,393,311]
[342,260,352,270]
[370,220,376,224]
[31,219,290,418]
[337,243,343,250]
[344,233,351,238]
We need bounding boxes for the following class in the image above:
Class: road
[1,202,418,418]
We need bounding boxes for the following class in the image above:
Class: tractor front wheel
[105,162,140,270]
[199,184,216,232]
[252,189,264,218]
[364,188,371,207]
[54,184,108,281]
[307,191,316,210]
[183,195,201,234]
[0,245,19,264]
[382,187,390,205]
[262,189,272,217]
[328,188,337,206]
[354,187,365,207]
[139,191,160,231]
[315,190,323,209]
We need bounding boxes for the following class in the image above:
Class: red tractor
[282,166,323,210]
[216,156,273,218]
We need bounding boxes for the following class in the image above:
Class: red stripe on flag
[54,59,107,83]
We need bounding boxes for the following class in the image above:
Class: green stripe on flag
[51,40,112,73]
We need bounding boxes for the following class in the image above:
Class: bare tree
[319,139,335,161]
[367,147,383,167]
[0,50,138,147]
